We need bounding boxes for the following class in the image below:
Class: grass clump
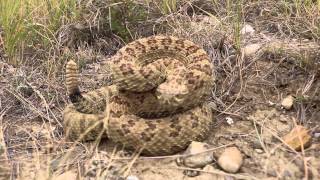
[0,0,27,62]
[108,1,148,42]
[161,0,177,14]
[0,0,79,65]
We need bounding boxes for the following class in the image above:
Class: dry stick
[58,121,105,170]
[100,145,120,178]
[122,148,143,178]
[110,143,234,161]
[301,74,315,95]
[103,89,112,138]
[293,71,315,179]
[241,46,265,72]
[217,54,245,117]
[298,74,318,126]
[16,126,44,175]
[5,112,52,177]
[25,81,61,145]
[252,119,311,169]
[261,57,286,79]
[252,120,294,178]
[5,88,57,125]
[214,108,243,118]
[163,166,258,180]
[51,110,106,170]
[5,89,66,172]
[59,87,115,171]
[94,92,118,178]
[241,40,295,77]
[0,108,10,176]
[291,117,309,180]
[25,81,60,122]
[211,93,246,118]
[252,120,270,157]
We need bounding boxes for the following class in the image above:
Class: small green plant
[161,0,177,14]
[233,0,243,51]
[0,0,28,63]
[0,0,79,65]
[108,1,147,42]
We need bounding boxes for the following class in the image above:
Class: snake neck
[68,88,86,105]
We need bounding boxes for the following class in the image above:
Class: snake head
[156,84,189,105]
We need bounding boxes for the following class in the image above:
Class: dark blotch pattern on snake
[63,35,214,155]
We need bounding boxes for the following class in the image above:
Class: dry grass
[0,0,79,66]
[0,0,319,179]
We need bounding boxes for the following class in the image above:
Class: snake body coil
[63,36,214,155]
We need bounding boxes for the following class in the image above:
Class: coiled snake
[63,36,214,155]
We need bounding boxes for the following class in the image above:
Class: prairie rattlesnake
[63,36,214,155]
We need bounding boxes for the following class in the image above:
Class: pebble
[225,117,234,125]
[195,165,225,179]
[266,169,277,177]
[282,170,292,178]
[0,138,5,155]
[176,141,214,168]
[17,85,34,97]
[54,171,77,180]
[251,140,263,149]
[314,132,320,138]
[183,165,225,179]
[202,164,215,172]
[281,95,294,110]
[127,175,139,180]
[240,24,255,35]
[283,125,312,151]
[254,149,264,154]
[217,147,243,173]
[242,43,261,57]
[183,169,200,177]
[0,62,5,70]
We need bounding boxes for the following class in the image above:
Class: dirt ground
[0,1,320,180]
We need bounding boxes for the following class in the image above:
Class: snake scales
[63,36,214,155]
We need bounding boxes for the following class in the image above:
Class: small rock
[225,117,234,125]
[17,85,34,97]
[0,137,10,179]
[177,142,214,177]
[176,141,214,168]
[240,24,255,35]
[0,62,5,70]
[183,169,200,177]
[283,125,312,151]
[242,43,261,57]
[54,171,77,180]
[282,170,292,178]
[6,65,16,74]
[266,169,277,177]
[314,132,320,138]
[202,164,215,171]
[127,175,139,180]
[195,165,225,179]
[254,149,264,154]
[279,114,289,122]
[251,140,263,149]
[0,144,4,155]
[281,95,294,110]
[217,147,243,173]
